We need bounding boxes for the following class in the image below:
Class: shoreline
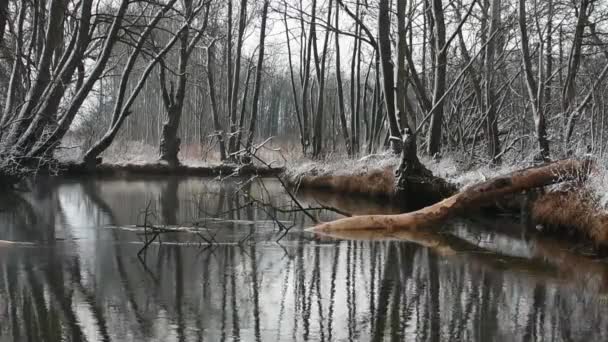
[57,161,285,178]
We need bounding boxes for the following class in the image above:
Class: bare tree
[159,0,210,166]
[228,0,248,156]
[81,1,208,167]
[562,0,591,146]
[334,0,352,155]
[207,40,227,160]
[483,0,502,162]
[425,0,447,157]
[518,0,550,160]
[312,0,333,157]
[378,0,403,154]
[245,0,270,150]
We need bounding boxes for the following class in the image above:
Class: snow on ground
[587,159,608,209]
[283,151,400,180]
[57,137,608,208]
[284,151,608,211]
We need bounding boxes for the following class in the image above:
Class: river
[0,176,607,341]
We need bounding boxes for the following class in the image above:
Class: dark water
[1,176,608,342]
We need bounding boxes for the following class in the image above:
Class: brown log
[310,158,594,232]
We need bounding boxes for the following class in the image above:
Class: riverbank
[59,161,284,178]
[7,151,608,249]
[288,154,608,248]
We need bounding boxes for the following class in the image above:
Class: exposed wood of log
[310,158,594,232]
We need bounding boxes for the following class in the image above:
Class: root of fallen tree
[295,134,456,208]
[296,162,455,208]
[310,158,595,235]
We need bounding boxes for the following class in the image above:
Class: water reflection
[0,176,607,341]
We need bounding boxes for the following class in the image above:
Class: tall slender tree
[246,0,270,150]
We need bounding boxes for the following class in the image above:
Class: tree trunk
[312,0,332,157]
[12,0,95,155]
[378,0,403,154]
[544,0,553,108]
[426,0,447,157]
[284,1,305,150]
[396,0,409,131]
[0,0,8,48]
[562,0,590,146]
[159,0,192,166]
[235,58,254,152]
[311,158,593,232]
[29,0,130,158]
[518,0,550,160]
[228,0,248,155]
[0,3,26,131]
[207,42,227,160]
[334,0,351,155]
[4,0,66,148]
[561,0,589,114]
[245,0,269,150]
[483,0,501,162]
[350,1,360,153]
[354,22,362,153]
[226,0,233,148]
[159,0,208,166]
[300,0,314,154]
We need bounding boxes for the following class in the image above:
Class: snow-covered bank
[287,153,608,247]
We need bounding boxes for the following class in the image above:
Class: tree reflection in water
[1,176,608,341]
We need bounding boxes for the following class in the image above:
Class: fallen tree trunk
[310,158,594,232]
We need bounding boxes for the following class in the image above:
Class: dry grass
[284,152,400,179]
[283,152,402,198]
[532,190,608,245]
[284,153,524,198]
[299,168,397,198]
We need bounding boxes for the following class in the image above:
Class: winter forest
[4,0,608,341]
[2,0,608,170]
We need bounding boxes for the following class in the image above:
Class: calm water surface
[1,176,608,341]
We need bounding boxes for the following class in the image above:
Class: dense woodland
[3,3,608,338]
[1,0,608,176]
